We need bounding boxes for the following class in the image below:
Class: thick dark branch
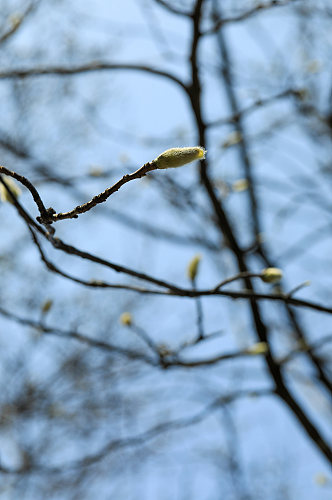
[29,228,165,294]
[279,334,332,366]
[5,189,332,316]
[211,1,332,399]
[284,306,332,395]
[189,0,332,465]
[27,232,332,316]
[44,234,185,292]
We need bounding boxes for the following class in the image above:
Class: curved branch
[50,161,156,222]
[0,0,39,45]
[0,62,189,92]
[0,166,49,221]
[153,0,192,16]
[0,306,155,366]
[204,0,299,35]
[0,389,271,474]
[9,195,332,316]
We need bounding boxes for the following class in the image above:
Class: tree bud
[261,267,283,283]
[187,254,202,281]
[120,312,132,326]
[153,147,206,169]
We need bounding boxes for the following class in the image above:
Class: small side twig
[0,166,49,221]
[51,162,156,222]
[213,271,261,291]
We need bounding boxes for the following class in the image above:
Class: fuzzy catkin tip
[153,147,206,169]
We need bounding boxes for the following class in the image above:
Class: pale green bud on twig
[287,280,311,297]
[153,147,206,169]
[187,254,202,282]
[261,267,283,284]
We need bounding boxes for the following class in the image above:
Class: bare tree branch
[0,389,272,474]
[205,0,299,35]
[0,62,189,92]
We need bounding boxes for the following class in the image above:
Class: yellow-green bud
[187,254,201,281]
[0,176,21,204]
[261,267,283,283]
[246,342,269,355]
[9,13,23,29]
[314,474,329,486]
[120,312,132,326]
[41,299,53,314]
[89,166,104,177]
[153,147,206,169]
[232,178,249,192]
[222,131,242,149]
[158,343,172,357]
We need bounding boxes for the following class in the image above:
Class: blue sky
[0,1,331,498]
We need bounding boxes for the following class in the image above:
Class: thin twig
[51,162,156,222]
